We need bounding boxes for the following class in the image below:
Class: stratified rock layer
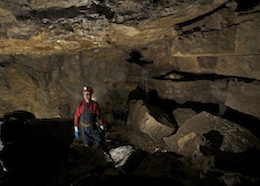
[0,0,259,121]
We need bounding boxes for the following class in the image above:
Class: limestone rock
[127,99,176,140]
[152,79,228,104]
[164,111,259,155]
[109,145,135,168]
[0,0,259,185]
[0,0,259,122]
[177,132,205,157]
[172,108,197,127]
[225,81,260,119]
[133,152,207,185]
[153,78,260,119]
[0,7,16,23]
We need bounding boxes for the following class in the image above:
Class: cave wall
[0,0,259,120]
[0,52,133,118]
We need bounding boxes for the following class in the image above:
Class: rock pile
[0,106,260,185]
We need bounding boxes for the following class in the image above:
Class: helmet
[82,86,93,94]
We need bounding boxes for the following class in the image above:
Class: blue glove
[100,125,105,131]
[74,126,80,139]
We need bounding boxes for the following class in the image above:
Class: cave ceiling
[0,0,244,55]
[0,0,259,76]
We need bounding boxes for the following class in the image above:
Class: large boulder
[163,111,260,184]
[127,99,176,140]
[164,111,259,156]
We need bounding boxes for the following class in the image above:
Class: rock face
[164,111,259,156]
[0,1,260,185]
[128,99,176,139]
[0,0,259,121]
[0,108,259,185]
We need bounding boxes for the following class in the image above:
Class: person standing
[74,86,112,162]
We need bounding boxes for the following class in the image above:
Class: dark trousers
[80,125,103,147]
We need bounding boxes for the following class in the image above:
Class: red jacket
[74,100,104,126]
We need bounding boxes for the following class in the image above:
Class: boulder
[177,132,204,157]
[172,108,197,127]
[132,152,210,185]
[164,111,259,156]
[127,99,176,140]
